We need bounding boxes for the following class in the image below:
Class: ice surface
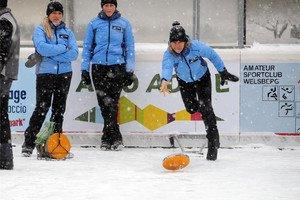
[1,145,300,200]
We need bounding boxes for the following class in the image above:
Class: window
[246,0,300,44]
[198,0,239,46]
[7,0,300,46]
[73,0,194,43]
[9,0,67,45]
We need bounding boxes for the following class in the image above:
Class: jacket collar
[98,10,121,20]
[49,21,66,29]
[0,8,11,16]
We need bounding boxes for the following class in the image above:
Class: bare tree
[249,0,300,39]
[251,19,289,39]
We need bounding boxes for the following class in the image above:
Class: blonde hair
[42,17,53,38]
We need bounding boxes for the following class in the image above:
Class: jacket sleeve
[81,22,94,72]
[0,19,13,68]
[161,51,174,81]
[33,26,68,57]
[50,30,79,62]
[123,21,135,72]
[195,40,225,72]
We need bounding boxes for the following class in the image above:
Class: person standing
[21,1,78,157]
[0,0,20,170]
[81,0,135,151]
[160,21,239,160]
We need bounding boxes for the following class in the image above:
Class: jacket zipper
[105,20,111,64]
[182,55,196,81]
[55,27,60,74]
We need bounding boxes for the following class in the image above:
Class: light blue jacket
[162,40,225,83]
[33,22,78,74]
[81,11,135,72]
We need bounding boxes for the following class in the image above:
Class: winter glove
[160,79,170,96]
[124,72,135,86]
[219,69,239,86]
[81,70,91,86]
[25,52,42,68]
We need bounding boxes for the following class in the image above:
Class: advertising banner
[8,60,36,132]
[10,48,240,135]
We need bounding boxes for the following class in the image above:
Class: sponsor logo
[9,89,27,103]
[10,118,25,127]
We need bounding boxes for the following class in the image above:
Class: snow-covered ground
[1,145,300,200]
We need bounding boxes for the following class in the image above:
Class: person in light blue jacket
[160,21,239,161]
[21,1,78,157]
[81,0,135,151]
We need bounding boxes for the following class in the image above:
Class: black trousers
[177,70,219,142]
[23,72,72,148]
[91,64,127,144]
[0,75,12,144]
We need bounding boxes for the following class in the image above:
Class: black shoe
[111,140,124,151]
[206,139,220,161]
[100,141,111,151]
[21,144,34,157]
[0,143,14,170]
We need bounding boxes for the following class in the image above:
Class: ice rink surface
[1,145,300,200]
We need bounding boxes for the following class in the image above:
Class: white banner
[10,47,240,135]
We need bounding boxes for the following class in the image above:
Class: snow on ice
[1,145,300,200]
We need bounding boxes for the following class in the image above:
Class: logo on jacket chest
[187,55,207,66]
[188,56,201,64]
[59,34,69,40]
[112,25,124,33]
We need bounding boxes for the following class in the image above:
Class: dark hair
[46,1,64,16]
[101,0,117,7]
[0,0,7,8]
[169,21,188,43]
